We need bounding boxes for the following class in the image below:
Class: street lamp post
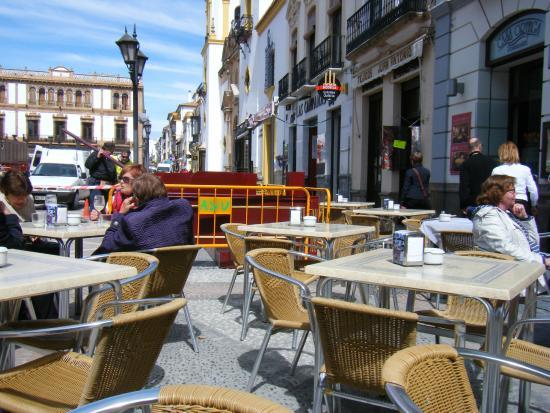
[142,118,151,170]
[116,25,148,163]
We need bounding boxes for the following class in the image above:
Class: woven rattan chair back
[402,219,422,231]
[343,212,380,238]
[382,344,478,413]
[79,298,185,405]
[440,231,474,252]
[245,236,293,253]
[311,297,418,395]
[145,245,200,298]
[86,252,159,321]
[246,248,309,327]
[333,233,374,258]
[221,223,247,267]
[328,207,346,224]
[153,384,292,413]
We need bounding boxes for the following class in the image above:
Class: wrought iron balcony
[278,74,289,101]
[291,58,308,92]
[231,14,253,43]
[310,35,343,80]
[346,0,427,55]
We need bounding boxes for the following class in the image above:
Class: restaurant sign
[316,70,341,103]
[488,11,544,65]
[198,197,232,215]
[356,37,424,84]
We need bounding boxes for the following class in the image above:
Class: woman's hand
[120,197,137,215]
[512,203,528,218]
[0,201,9,216]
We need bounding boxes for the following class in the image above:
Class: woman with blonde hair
[492,141,538,214]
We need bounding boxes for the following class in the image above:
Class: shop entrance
[398,77,420,197]
[367,92,382,202]
[508,58,543,176]
[306,120,318,187]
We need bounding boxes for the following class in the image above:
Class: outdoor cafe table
[320,201,375,208]
[304,248,545,413]
[421,217,473,247]
[237,221,375,259]
[352,207,436,217]
[21,221,110,258]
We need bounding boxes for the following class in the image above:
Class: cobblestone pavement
[17,239,550,412]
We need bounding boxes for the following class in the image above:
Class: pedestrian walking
[492,141,538,215]
[400,151,431,209]
[459,138,498,212]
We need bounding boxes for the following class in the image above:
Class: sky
[0,0,205,140]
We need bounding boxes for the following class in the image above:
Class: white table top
[352,208,436,217]
[21,222,109,240]
[0,249,137,301]
[421,218,473,247]
[238,222,374,239]
[320,202,375,208]
[305,249,544,301]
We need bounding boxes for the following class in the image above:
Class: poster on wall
[450,112,471,175]
[316,133,326,175]
[381,126,399,170]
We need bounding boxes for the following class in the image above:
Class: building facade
[0,66,143,160]
[431,0,550,212]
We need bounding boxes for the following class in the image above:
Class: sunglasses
[120,176,134,184]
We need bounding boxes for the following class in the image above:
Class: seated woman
[472,175,549,285]
[0,171,35,222]
[90,164,146,220]
[94,173,194,254]
[0,200,24,249]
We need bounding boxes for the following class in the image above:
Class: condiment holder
[439,212,452,222]
[67,213,81,226]
[424,248,445,265]
[303,215,317,226]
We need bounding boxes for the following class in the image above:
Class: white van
[29,146,91,209]
[156,162,173,173]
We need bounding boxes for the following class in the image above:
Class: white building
[0,66,143,160]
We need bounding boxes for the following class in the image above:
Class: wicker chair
[141,245,201,352]
[69,384,292,413]
[245,248,320,392]
[220,223,247,314]
[417,251,513,342]
[0,252,158,354]
[343,211,381,237]
[328,206,347,224]
[311,297,419,412]
[383,344,550,413]
[440,230,474,252]
[0,298,184,412]
[402,219,422,231]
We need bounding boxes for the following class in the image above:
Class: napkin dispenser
[393,230,425,266]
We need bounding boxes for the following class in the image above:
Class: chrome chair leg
[291,329,298,350]
[240,277,255,341]
[221,267,242,314]
[183,303,199,353]
[290,330,308,376]
[247,325,273,392]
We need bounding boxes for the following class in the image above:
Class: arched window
[0,85,5,104]
[121,93,129,110]
[66,89,73,105]
[112,92,120,110]
[84,90,91,106]
[75,90,82,107]
[57,89,64,106]
[28,87,37,104]
[48,88,54,104]
[38,88,46,105]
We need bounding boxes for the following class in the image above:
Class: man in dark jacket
[459,138,499,211]
[94,174,194,254]
[0,201,23,249]
[85,141,117,211]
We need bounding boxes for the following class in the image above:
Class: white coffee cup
[424,248,445,265]
[303,215,317,226]
[439,213,451,222]
[0,247,7,267]
[67,213,81,226]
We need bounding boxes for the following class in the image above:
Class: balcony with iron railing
[291,58,308,92]
[310,35,343,81]
[278,74,289,101]
[346,0,427,55]
[231,14,253,43]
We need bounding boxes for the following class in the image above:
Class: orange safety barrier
[305,187,332,223]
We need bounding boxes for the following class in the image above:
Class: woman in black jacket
[401,152,431,209]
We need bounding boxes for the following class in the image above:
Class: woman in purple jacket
[94,174,194,254]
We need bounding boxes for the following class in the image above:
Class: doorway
[508,59,543,176]
[398,77,420,194]
[367,92,382,202]
[306,119,318,187]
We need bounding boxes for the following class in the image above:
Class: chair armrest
[418,315,467,347]
[0,319,111,339]
[69,387,161,413]
[82,253,110,262]
[288,250,326,262]
[385,383,424,413]
[221,227,246,240]
[93,298,177,321]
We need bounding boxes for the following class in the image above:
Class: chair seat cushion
[0,351,91,412]
[2,319,81,351]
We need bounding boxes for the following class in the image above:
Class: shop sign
[296,94,327,117]
[198,197,232,215]
[488,12,544,65]
[246,103,274,129]
[449,112,471,176]
[315,70,341,103]
[356,37,424,84]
